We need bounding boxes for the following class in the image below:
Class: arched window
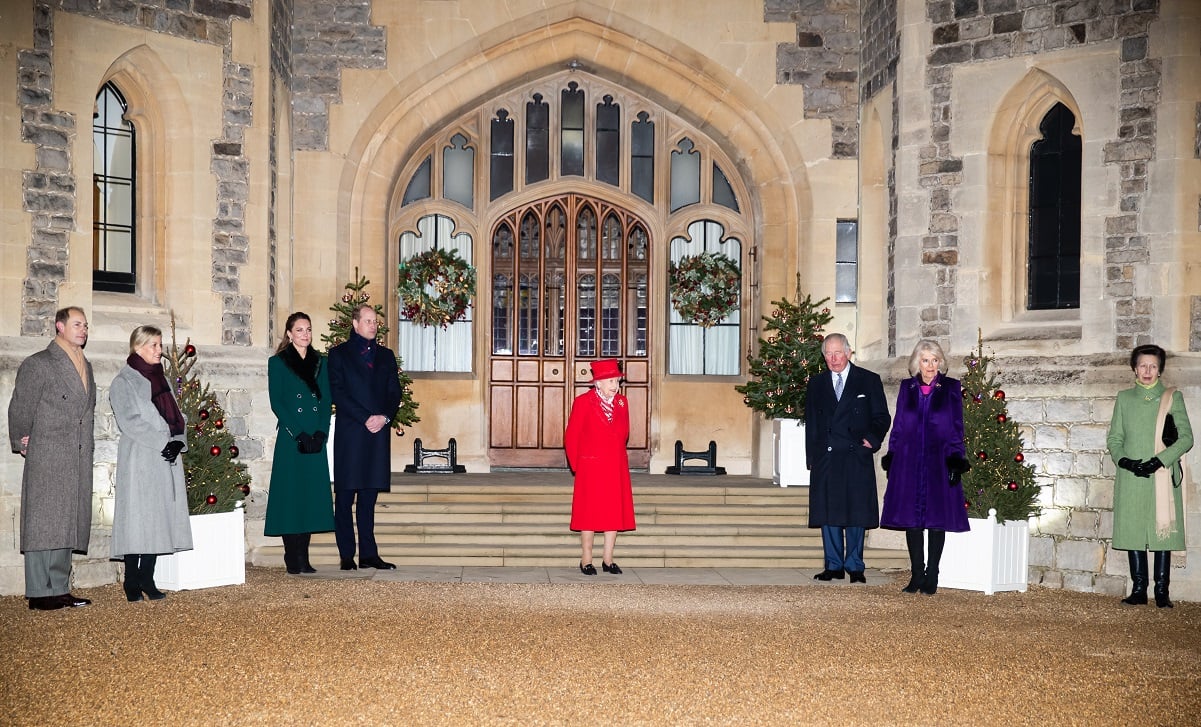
[668,219,741,375]
[396,214,474,372]
[1027,102,1080,310]
[93,82,136,293]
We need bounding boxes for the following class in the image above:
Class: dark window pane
[670,138,700,211]
[490,109,514,201]
[713,164,739,212]
[1027,102,1081,310]
[631,112,654,203]
[443,133,474,209]
[403,156,432,205]
[596,95,620,186]
[526,94,549,184]
[93,82,135,293]
[561,83,584,177]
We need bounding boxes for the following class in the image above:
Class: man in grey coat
[8,307,97,610]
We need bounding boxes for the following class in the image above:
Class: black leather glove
[1118,457,1143,474]
[1162,415,1177,447]
[161,440,185,464]
[313,430,328,446]
[1135,457,1164,478]
[881,452,893,472]
[296,432,324,455]
[946,455,970,486]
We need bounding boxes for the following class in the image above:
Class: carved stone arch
[983,68,1084,331]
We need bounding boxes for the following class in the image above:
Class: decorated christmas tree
[960,332,1040,522]
[164,316,251,515]
[735,277,833,421]
[322,270,420,433]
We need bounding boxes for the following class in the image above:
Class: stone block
[1044,399,1091,423]
[1075,453,1105,477]
[1034,425,1068,449]
[1062,571,1096,592]
[1035,569,1063,589]
[1022,5,1053,28]
[1005,399,1044,423]
[1068,510,1099,538]
[1054,478,1088,508]
[1093,574,1127,597]
[1069,424,1109,451]
[1098,510,1113,539]
[72,558,118,589]
[1037,508,1069,536]
[1042,452,1075,475]
[1029,535,1054,567]
[1057,539,1105,572]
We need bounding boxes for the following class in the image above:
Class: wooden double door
[488,194,652,468]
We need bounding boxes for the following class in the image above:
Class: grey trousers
[24,548,72,598]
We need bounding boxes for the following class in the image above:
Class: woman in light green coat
[1107,344,1193,608]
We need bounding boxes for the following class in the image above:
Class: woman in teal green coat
[266,312,334,573]
[1107,344,1193,608]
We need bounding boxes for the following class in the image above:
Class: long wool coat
[7,341,96,553]
[1107,381,1193,551]
[880,374,969,533]
[109,365,193,557]
[565,389,635,532]
[265,352,334,536]
[804,364,891,529]
[328,335,401,492]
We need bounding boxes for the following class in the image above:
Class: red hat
[589,359,622,382]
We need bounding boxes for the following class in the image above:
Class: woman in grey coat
[110,325,193,601]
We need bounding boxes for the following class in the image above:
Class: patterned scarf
[596,387,615,423]
[126,353,186,436]
[350,331,375,369]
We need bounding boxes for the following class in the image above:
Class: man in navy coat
[804,333,891,583]
[328,304,402,570]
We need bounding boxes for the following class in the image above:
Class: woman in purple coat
[880,340,970,595]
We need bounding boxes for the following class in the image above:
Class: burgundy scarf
[126,354,186,436]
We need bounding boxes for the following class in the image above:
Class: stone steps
[251,473,907,570]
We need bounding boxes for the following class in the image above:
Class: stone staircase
[256,472,908,570]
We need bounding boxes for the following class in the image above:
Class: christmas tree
[735,277,833,421]
[322,269,421,433]
[960,332,1040,522]
[164,316,251,515]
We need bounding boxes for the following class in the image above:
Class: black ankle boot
[123,554,143,602]
[139,555,166,600]
[298,533,316,574]
[1153,551,1173,608]
[920,530,945,595]
[902,529,923,593]
[1122,550,1148,605]
[282,534,302,574]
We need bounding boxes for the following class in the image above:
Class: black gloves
[946,455,971,486]
[313,431,327,447]
[1134,457,1164,478]
[881,452,893,472]
[296,432,324,454]
[1118,457,1142,474]
[161,440,185,464]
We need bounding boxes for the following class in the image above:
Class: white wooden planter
[939,508,1029,595]
[157,508,246,591]
[773,418,809,487]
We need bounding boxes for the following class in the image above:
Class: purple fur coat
[879,373,969,532]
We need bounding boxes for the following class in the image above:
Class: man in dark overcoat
[804,332,891,583]
[7,307,97,610]
[327,304,401,570]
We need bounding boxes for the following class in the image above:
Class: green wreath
[669,252,742,328]
[397,248,477,328]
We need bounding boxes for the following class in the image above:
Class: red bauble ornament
[239,484,250,495]
[973,393,983,403]
[214,418,224,429]
[395,428,405,437]
[199,409,210,421]
[994,390,1005,400]
[977,451,988,460]
[228,445,239,458]
[205,494,217,505]
[961,389,969,399]
[996,414,1007,423]
[964,501,971,509]
[1007,481,1018,491]
[210,445,221,456]
[185,344,197,357]
[1014,452,1024,463]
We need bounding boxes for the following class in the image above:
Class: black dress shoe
[359,556,396,570]
[848,571,866,583]
[28,596,66,611]
[602,561,622,574]
[300,564,317,574]
[579,562,597,575]
[60,593,92,607]
[813,569,846,581]
[340,558,358,570]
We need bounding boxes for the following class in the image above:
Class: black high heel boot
[139,555,166,600]
[298,533,316,574]
[1153,551,1173,608]
[920,530,945,595]
[1121,550,1148,605]
[902,529,924,593]
[123,554,143,602]
[282,534,302,574]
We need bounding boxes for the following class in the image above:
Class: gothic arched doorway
[487,193,651,468]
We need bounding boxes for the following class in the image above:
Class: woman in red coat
[565,359,635,574]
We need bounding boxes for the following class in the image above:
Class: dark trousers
[24,548,73,598]
[820,525,865,571]
[334,489,379,560]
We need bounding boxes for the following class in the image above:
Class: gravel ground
[2,567,1199,726]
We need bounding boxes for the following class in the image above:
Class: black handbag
[1162,414,1177,447]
